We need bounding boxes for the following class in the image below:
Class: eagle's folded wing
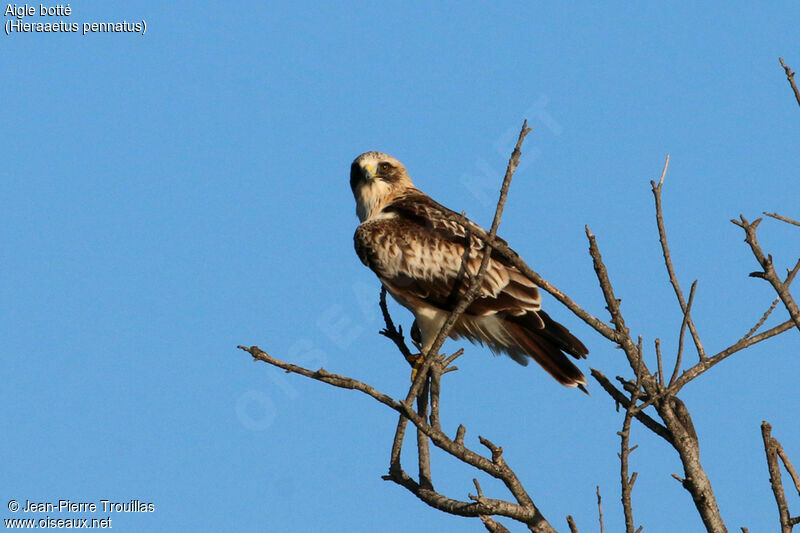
[350,151,588,389]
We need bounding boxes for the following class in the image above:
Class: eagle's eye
[378,162,392,172]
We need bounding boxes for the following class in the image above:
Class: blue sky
[2,2,799,531]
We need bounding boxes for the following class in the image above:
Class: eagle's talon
[407,352,426,381]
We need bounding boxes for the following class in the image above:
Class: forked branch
[241,110,798,533]
[651,155,706,361]
[731,216,800,332]
[239,344,554,530]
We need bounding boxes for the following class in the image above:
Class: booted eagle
[351,151,588,390]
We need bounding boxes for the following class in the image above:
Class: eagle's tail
[451,310,589,391]
[504,311,588,392]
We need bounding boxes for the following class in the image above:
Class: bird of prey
[350,151,588,390]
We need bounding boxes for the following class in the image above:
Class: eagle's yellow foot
[406,352,426,381]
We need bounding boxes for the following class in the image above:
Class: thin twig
[585,226,665,421]
[651,155,706,360]
[732,215,800,332]
[481,515,512,533]
[762,421,795,533]
[668,318,795,395]
[666,235,800,396]
[740,258,800,343]
[477,435,540,515]
[566,515,580,533]
[591,369,673,444]
[444,348,465,368]
[378,286,414,362]
[584,226,644,374]
[404,120,532,406]
[764,211,800,227]
[455,425,467,447]
[380,288,415,476]
[666,254,800,394]
[472,478,486,500]
[416,379,433,489]
[788,259,800,287]
[390,414,409,475]
[743,298,780,339]
[779,57,800,108]
[655,338,665,387]
[596,486,605,533]
[671,280,698,385]
[429,360,443,430]
[776,441,800,498]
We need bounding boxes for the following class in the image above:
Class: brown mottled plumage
[350,151,588,390]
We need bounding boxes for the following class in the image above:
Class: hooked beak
[362,163,375,179]
[350,161,375,192]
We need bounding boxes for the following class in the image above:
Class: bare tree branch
[596,485,605,533]
[238,123,576,532]
[240,118,800,533]
[581,153,800,533]
[732,216,800,332]
[764,211,800,227]
[427,206,620,344]
[587,156,737,532]
[416,379,433,489]
[376,123,566,531]
[481,515,512,533]
[429,359,443,430]
[779,57,800,108]
[620,340,643,533]
[743,298,780,340]
[584,226,650,382]
[477,435,540,515]
[240,345,401,407]
[455,424,467,447]
[654,397,726,532]
[762,421,798,533]
[566,515,580,533]
[671,280,699,384]
[668,318,795,394]
[777,443,800,499]
[405,120,533,407]
[651,155,706,360]
[591,369,673,445]
[380,288,416,476]
[384,464,539,522]
[668,265,799,395]
[378,286,415,363]
[432,156,796,407]
[239,345,557,530]
[390,413,409,475]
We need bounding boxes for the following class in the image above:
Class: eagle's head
[350,151,415,222]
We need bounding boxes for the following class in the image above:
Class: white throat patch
[355,178,396,222]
